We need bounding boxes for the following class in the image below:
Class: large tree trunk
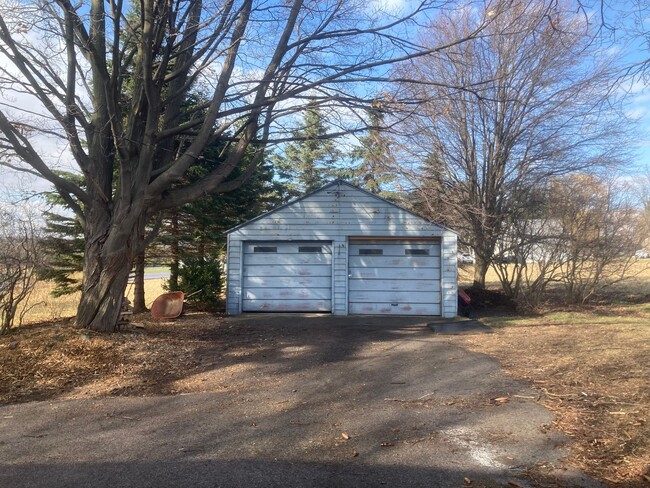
[76,250,133,331]
[76,203,139,331]
[133,250,147,313]
[168,211,180,291]
[473,255,490,289]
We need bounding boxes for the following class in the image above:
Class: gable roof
[225,179,457,234]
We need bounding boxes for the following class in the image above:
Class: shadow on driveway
[0,314,602,487]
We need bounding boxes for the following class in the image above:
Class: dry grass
[18,278,167,324]
[454,287,650,485]
[0,313,233,404]
[455,261,650,485]
[458,259,650,293]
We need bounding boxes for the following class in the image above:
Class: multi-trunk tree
[391,0,631,287]
[0,0,493,330]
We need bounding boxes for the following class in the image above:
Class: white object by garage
[348,240,441,315]
[242,241,332,312]
[226,180,458,317]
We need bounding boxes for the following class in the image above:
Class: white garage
[226,180,458,317]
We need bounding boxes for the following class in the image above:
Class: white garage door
[242,241,332,312]
[348,239,441,315]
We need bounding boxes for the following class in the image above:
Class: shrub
[176,255,222,310]
[0,210,43,334]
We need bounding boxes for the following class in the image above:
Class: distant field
[142,266,171,275]
[17,261,650,324]
[19,274,167,325]
[458,259,650,294]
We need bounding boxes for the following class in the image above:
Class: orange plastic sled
[151,291,185,319]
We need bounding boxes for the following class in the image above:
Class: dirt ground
[2,286,650,485]
[0,312,259,404]
[455,307,650,486]
[0,314,597,488]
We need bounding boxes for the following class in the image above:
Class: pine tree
[274,104,340,196]
[350,103,396,197]
[38,173,86,296]
[156,142,283,307]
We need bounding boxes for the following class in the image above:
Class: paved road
[143,271,170,280]
[0,315,601,488]
[126,269,170,282]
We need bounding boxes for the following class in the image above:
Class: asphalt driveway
[0,315,600,487]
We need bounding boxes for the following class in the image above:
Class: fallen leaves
[0,313,228,404]
[457,315,650,485]
[491,396,510,405]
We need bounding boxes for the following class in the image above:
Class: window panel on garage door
[242,241,332,312]
[348,240,441,315]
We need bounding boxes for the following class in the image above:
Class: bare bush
[493,214,567,311]
[551,175,642,304]
[0,209,42,334]
[493,174,644,309]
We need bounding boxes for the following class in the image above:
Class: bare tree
[490,173,644,310]
[634,171,650,250]
[585,0,650,80]
[391,0,631,288]
[0,0,493,330]
[0,208,42,334]
[492,208,568,311]
[551,174,643,304]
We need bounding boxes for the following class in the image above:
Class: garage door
[348,239,441,315]
[242,241,332,312]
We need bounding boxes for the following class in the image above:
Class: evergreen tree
[350,103,396,197]
[156,141,282,306]
[39,173,86,296]
[274,104,340,196]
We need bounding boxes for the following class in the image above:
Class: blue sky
[601,0,650,175]
[0,0,649,207]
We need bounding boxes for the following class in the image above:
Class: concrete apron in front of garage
[0,314,602,488]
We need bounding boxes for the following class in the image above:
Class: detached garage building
[225,180,458,317]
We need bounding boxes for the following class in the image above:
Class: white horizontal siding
[244,276,330,288]
[243,299,332,312]
[244,253,331,265]
[440,235,458,318]
[226,235,242,314]
[244,287,331,300]
[349,255,439,268]
[348,240,442,316]
[350,290,440,303]
[226,181,457,317]
[349,279,441,292]
[349,267,441,280]
[242,264,332,277]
